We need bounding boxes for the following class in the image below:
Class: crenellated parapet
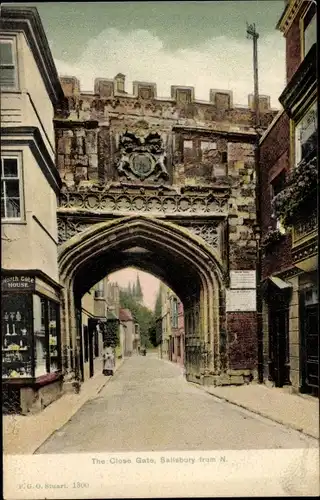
[55,73,278,206]
[59,75,275,113]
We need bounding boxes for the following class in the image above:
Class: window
[33,295,48,377]
[221,151,228,163]
[0,38,17,89]
[2,293,33,378]
[33,295,61,377]
[295,101,317,166]
[200,141,217,152]
[302,6,316,57]
[1,157,22,220]
[49,301,59,371]
[271,170,286,198]
[183,140,193,150]
[305,287,318,306]
[171,298,178,328]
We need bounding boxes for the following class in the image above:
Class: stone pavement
[36,354,316,455]
[3,357,124,455]
[198,383,319,439]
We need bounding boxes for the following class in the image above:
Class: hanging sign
[1,276,35,291]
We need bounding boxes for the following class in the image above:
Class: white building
[1,6,64,414]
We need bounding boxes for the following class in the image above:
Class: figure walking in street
[102,344,115,376]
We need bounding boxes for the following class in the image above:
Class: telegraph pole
[246,23,260,130]
[246,22,263,384]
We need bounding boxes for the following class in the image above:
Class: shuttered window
[0,39,17,89]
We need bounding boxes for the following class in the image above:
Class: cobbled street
[36,354,317,454]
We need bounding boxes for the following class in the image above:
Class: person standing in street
[102,344,115,376]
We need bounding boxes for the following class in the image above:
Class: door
[268,298,290,387]
[88,324,94,378]
[77,311,84,382]
[300,293,319,396]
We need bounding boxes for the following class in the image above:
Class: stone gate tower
[55,75,277,385]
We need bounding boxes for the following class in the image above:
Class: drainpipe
[247,22,264,383]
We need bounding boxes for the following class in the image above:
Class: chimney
[114,73,126,94]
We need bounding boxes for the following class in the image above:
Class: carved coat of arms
[116,131,169,181]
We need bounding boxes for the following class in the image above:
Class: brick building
[259,0,318,396]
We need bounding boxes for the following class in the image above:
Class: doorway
[268,295,290,387]
[300,286,319,397]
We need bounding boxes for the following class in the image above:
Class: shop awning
[269,276,292,290]
[261,276,293,298]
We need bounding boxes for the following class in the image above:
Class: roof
[119,308,134,321]
[106,310,119,321]
[0,5,64,105]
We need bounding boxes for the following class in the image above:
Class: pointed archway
[58,215,228,384]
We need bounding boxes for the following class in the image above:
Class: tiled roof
[119,308,134,321]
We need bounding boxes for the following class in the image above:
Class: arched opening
[58,215,226,385]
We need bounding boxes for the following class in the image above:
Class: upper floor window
[295,101,317,166]
[1,156,22,220]
[200,141,217,153]
[171,298,178,328]
[183,140,194,162]
[302,5,316,58]
[0,38,18,89]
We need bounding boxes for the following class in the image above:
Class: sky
[108,268,160,310]
[20,1,286,309]
[27,1,286,107]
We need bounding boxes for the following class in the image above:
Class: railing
[292,207,318,246]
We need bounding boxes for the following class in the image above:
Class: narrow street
[36,355,317,453]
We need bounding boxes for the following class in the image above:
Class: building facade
[1,5,282,395]
[160,284,185,366]
[259,0,318,397]
[80,278,129,383]
[1,6,65,413]
[119,308,138,356]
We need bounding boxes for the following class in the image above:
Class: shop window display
[2,291,61,380]
[2,294,33,378]
[33,294,48,377]
[49,300,59,372]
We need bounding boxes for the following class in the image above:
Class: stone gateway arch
[59,215,226,384]
[56,75,277,386]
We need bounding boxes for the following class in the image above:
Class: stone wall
[55,75,278,381]
[55,76,277,189]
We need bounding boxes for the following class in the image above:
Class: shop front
[2,271,62,414]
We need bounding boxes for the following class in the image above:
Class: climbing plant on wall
[272,156,317,227]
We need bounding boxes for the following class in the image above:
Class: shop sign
[1,276,35,291]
